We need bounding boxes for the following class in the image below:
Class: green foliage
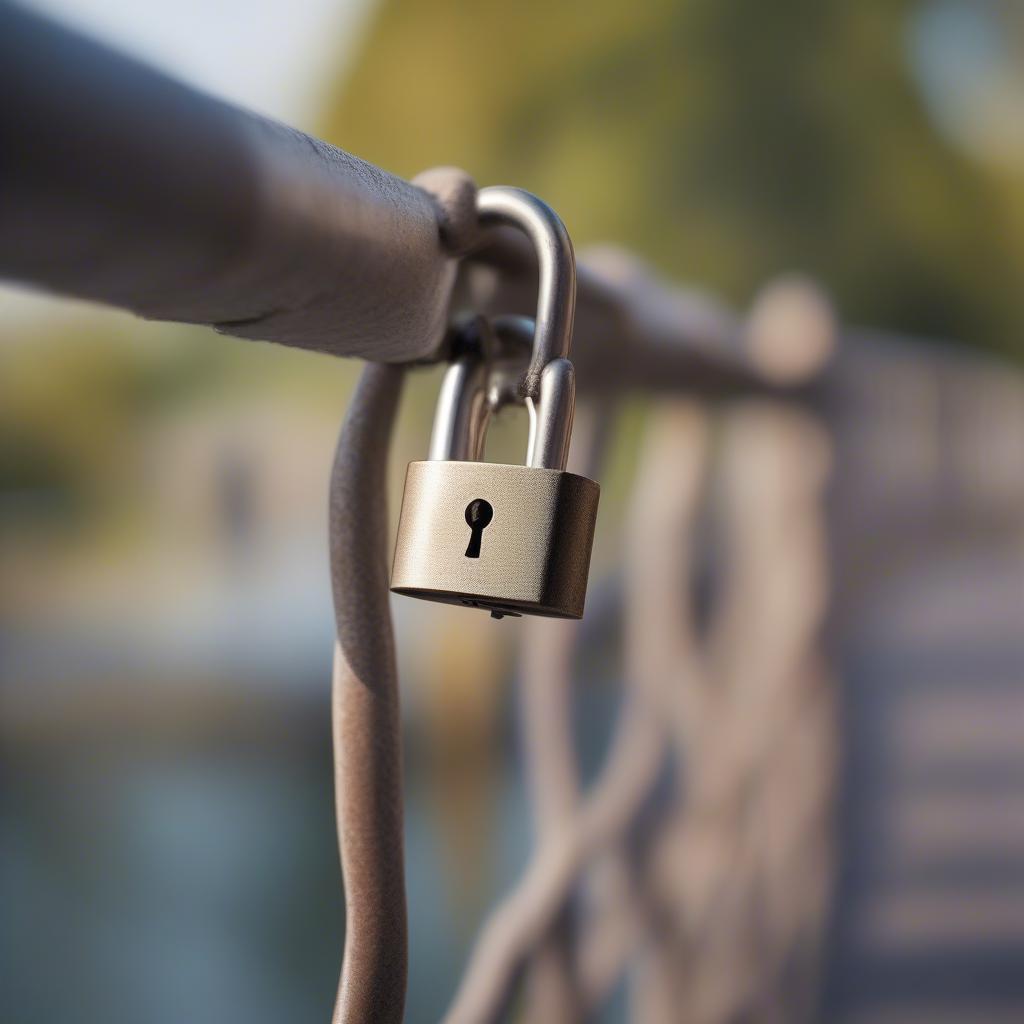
[323,0,1024,358]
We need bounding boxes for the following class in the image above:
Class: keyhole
[464,498,493,558]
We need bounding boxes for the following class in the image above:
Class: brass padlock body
[391,460,599,619]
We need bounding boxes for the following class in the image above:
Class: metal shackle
[431,186,578,471]
[429,317,576,472]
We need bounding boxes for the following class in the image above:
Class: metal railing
[0,4,804,395]
[5,5,1024,1023]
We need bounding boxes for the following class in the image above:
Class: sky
[22,0,373,127]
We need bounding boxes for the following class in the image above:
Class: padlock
[390,187,600,619]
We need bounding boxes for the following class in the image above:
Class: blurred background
[2,1,1023,1021]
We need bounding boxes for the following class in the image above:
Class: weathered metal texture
[0,6,835,402]
[0,4,455,361]
[328,364,408,1024]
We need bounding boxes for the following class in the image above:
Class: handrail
[0,4,833,399]
[0,3,453,362]
[329,364,408,1024]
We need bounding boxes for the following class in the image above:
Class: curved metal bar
[429,354,491,462]
[476,187,577,398]
[429,314,579,470]
[526,358,576,472]
[485,315,536,411]
[329,363,408,1024]
[428,317,531,463]
[441,400,709,1024]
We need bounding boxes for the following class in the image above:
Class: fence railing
[0,3,817,397]
[5,5,1024,1024]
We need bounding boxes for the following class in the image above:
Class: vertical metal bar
[329,363,408,1024]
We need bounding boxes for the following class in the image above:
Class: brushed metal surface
[391,461,599,619]
[477,187,575,399]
